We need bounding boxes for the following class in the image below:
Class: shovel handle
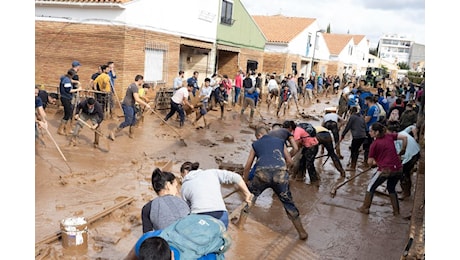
[148,108,183,137]
[331,167,373,196]
[44,128,67,162]
[77,118,104,136]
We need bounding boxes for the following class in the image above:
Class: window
[348,45,353,55]
[220,0,233,25]
[144,48,164,82]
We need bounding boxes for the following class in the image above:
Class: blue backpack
[159,214,232,260]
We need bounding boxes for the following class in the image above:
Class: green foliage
[397,62,410,70]
[408,71,424,85]
[369,48,378,56]
[326,24,331,33]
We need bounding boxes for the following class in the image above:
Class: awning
[180,38,213,50]
[216,44,240,53]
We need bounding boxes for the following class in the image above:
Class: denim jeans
[249,167,300,219]
[120,104,136,128]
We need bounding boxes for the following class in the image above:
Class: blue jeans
[249,167,300,219]
[164,100,185,125]
[198,211,229,228]
[234,87,241,105]
[119,104,136,128]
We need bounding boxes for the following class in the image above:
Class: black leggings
[299,146,319,181]
[60,97,73,121]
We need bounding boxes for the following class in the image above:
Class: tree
[326,24,331,33]
[369,48,378,56]
[397,62,410,70]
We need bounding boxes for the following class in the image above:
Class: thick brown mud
[35,94,415,259]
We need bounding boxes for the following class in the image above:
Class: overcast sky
[240,0,425,48]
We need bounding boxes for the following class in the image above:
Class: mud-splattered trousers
[249,167,300,219]
[366,169,402,197]
[298,145,320,182]
[400,152,420,195]
[316,131,345,175]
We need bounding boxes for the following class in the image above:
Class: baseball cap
[72,60,81,67]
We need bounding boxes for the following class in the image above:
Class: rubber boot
[128,126,134,138]
[291,217,308,240]
[57,120,67,136]
[94,132,100,148]
[389,193,400,216]
[109,127,121,141]
[65,121,73,136]
[400,177,412,200]
[335,145,344,159]
[357,192,373,214]
[69,125,81,146]
[346,157,357,171]
[249,110,254,122]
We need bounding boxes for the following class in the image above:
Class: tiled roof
[322,33,355,55]
[352,34,366,45]
[252,15,316,44]
[35,0,132,4]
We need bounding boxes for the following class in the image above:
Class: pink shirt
[234,74,242,88]
[293,127,318,148]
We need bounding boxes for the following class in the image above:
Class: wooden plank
[35,197,134,246]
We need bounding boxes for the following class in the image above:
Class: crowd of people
[35,64,425,258]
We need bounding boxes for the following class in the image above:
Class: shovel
[330,167,373,198]
[44,127,73,173]
[254,107,265,121]
[77,118,110,151]
[147,108,187,146]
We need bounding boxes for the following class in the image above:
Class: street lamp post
[310,29,325,78]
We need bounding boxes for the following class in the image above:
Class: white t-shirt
[200,86,213,102]
[323,113,339,123]
[268,79,278,91]
[171,87,189,104]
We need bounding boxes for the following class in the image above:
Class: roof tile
[252,15,315,44]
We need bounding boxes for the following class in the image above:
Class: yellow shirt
[94,73,111,92]
[138,88,146,98]
[314,125,329,133]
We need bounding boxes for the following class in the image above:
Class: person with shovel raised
[70,97,104,148]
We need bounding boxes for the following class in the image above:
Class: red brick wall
[35,21,181,99]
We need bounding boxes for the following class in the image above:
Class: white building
[377,34,413,65]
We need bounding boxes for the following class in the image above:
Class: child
[213,83,228,120]
[276,85,291,117]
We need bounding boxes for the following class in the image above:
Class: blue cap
[72,60,81,67]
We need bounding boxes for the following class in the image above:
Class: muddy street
[35,93,422,260]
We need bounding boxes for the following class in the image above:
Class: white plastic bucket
[60,217,88,252]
